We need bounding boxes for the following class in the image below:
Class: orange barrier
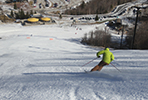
[49,38,53,40]
[27,37,30,39]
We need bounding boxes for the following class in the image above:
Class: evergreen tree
[25,11,30,18]
[59,14,62,19]
[14,3,17,9]
[18,10,21,19]
[95,14,99,21]
[10,10,14,18]
[20,9,25,19]
[15,12,19,19]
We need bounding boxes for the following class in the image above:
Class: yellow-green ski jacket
[96,48,114,64]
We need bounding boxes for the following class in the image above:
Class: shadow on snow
[23,71,124,81]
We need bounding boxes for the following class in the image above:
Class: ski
[84,70,91,73]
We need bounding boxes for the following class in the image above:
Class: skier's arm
[111,54,114,62]
[96,50,104,57]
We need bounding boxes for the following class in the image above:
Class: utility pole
[131,7,140,49]
[120,25,124,49]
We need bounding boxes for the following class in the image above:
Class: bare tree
[65,0,135,15]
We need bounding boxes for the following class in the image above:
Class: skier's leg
[91,61,108,72]
[91,61,104,71]
[97,61,109,71]
[90,65,100,71]
[97,65,104,71]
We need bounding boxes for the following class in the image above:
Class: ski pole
[110,62,121,72]
[81,57,98,67]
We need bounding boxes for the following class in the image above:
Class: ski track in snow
[0,23,148,100]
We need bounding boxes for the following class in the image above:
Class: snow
[0,22,148,100]
[0,0,148,99]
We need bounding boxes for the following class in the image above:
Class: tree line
[81,19,148,49]
[65,0,135,15]
[10,3,36,19]
[10,9,36,19]
[125,20,148,49]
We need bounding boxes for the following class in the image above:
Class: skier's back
[91,48,114,71]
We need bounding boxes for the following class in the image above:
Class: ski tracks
[69,87,77,100]
[0,75,39,100]
[69,85,105,100]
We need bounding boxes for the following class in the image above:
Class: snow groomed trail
[0,24,148,100]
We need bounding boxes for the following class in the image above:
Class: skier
[90,47,114,72]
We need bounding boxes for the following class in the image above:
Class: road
[35,0,147,20]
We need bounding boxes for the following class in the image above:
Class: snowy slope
[0,23,148,100]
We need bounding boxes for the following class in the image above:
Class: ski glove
[98,56,101,58]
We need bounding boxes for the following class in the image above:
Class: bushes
[81,19,148,49]
[81,30,111,47]
[65,0,135,15]
[0,15,15,22]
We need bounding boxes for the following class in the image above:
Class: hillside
[0,22,148,100]
[65,0,136,15]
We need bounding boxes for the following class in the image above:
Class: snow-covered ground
[0,23,148,100]
[0,0,148,99]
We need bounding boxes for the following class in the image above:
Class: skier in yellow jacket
[91,48,114,72]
